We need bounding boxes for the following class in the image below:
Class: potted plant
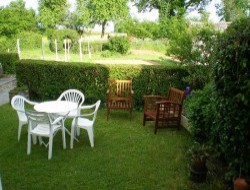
[187,142,210,183]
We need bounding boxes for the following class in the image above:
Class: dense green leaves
[0,0,37,37]
[16,60,188,108]
[76,0,129,37]
[132,0,211,19]
[213,17,250,180]
[38,0,68,29]
[216,0,250,22]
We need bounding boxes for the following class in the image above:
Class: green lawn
[0,104,223,189]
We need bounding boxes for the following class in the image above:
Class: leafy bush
[213,17,250,180]
[0,36,16,52]
[15,31,43,49]
[0,53,19,74]
[185,83,216,143]
[166,18,218,89]
[101,50,113,58]
[115,19,159,39]
[103,36,130,54]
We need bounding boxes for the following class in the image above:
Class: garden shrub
[0,53,19,74]
[103,36,130,54]
[15,31,43,49]
[0,36,16,52]
[185,83,216,143]
[166,17,218,90]
[213,17,250,180]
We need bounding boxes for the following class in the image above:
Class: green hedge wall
[16,60,188,108]
[0,53,19,74]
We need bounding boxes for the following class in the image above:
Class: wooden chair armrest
[143,95,168,112]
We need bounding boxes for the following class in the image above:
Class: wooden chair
[143,87,185,134]
[106,79,134,120]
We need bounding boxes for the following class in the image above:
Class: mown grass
[0,103,225,190]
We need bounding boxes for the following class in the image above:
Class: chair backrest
[108,79,132,100]
[11,95,32,120]
[92,100,101,122]
[57,89,85,106]
[25,110,51,129]
[167,87,185,105]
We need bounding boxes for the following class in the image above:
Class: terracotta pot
[234,178,250,190]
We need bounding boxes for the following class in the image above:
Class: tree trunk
[101,20,107,38]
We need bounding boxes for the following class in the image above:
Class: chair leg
[87,127,94,147]
[32,135,38,145]
[62,126,66,149]
[27,133,31,155]
[143,114,146,126]
[107,108,110,120]
[48,136,53,160]
[70,123,75,149]
[154,121,158,134]
[18,122,23,141]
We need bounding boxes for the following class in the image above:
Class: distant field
[19,35,176,66]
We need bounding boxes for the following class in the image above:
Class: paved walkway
[0,75,16,106]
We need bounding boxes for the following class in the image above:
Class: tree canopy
[216,0,250,22]
[76,0,129,37]
[132,0,211,19]
[0,0,37,37]
[38,0,69,29]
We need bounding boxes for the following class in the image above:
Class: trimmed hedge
[0,53,19,74]
[16,60,188,108]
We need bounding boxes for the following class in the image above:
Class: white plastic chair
[25,110,68,160]
[70,100,101,149]
[57,89,85,118]
[11,95,38,141]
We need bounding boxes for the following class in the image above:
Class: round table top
[34,100,78,114]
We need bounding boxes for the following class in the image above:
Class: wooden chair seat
[143,87,185,134]
[106,79,133,120]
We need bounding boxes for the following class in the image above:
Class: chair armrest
[80,103,96,110]
[51,116,65,125]
[143,95,168,112]
[156,100,174,105]
[26,99,39,106]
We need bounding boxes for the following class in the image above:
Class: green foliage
[132,0,210,19]
[213,17,250,180]
[187,141,211,162]
[0,53,19,74]
[38,0,68,29]
[115,19,160,39]
[15,31,43,50]
[216,0,250,22]
[76,0,129,37]
[104,37,130,54]
[0,36,16,52]
[49,29,80,53]
[0,0,37,37]
[166,17,218,89]
[100,50,113,58]
[185,83,216,143]
[16,60,188,108]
